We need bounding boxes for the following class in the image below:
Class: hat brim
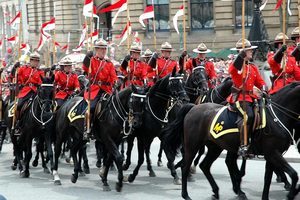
[230,46,258,51]
[269,39,293,44]
[130,49,142,53]
[141,54,152,58]
[30,57,40,60]
[193,49,212,54]
[160,48,175,52]
[94,45,107,48]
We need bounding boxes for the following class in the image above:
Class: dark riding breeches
[17,91,35,111]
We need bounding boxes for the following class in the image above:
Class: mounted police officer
[121,42,148,87]
[54,57,80,110]
[185,43,217,88]
[227,39,267,157]
[13,52,45,128]
[291,27,300,65]
[82,38,117,137]
[267,32,300,94]
[148,42,178,80]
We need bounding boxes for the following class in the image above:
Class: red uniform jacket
[121,59,147,86]
[156,57,178,79]
[227,62,265,103]
[17,66,44,98]
[268,47,300,94]
[147,65,156,87]
[82,57,117,100]
[186,58,217,88]
[54,71,80,100]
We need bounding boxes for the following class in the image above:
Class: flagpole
[52,2,57,65]
[66,32,70,54]
[126,0,131,51]
[182,0,186,51]
[241,0,248,147]
[152,0,157,50]
[282,0,287,86]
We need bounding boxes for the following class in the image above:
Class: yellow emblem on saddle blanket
[67,100,86,122]
[8,104,16,118]
[209,106,266,139]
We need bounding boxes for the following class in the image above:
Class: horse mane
[271,82,300,102]
[148,74,171,95]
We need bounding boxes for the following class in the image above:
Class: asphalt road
[1,138,300,200]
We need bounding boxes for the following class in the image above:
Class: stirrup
[238,145,254,159]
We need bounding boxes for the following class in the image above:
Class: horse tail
[161,103,194,157]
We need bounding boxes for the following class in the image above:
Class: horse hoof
[187,175,195,182]
[284,183,291,191]
[276,176,282,183]
[54,179,62,185]
[71,174,78,183]
[182,194,192,200]
[190,165,197,174]
[20,170,30,178]
[149,171,156,177]
[96,160,102,168]
[84,167,90,174]
[128,174,135,183]
[123,175,129,182]
[122,163,130,171]
[79,171,86,177]
[103,185,111,191]
[115,182,123,192]
[110,165,116,171]
[44,168,50,174]
[157,161,163,167]
[32,160,38,167]
[173,178,182,185]
[11,164,17,171]
[211,194,219,200]
[237,193,248,200]
[65,158,71,164]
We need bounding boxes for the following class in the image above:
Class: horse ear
[172,66,176,77]
[131,84,137,93]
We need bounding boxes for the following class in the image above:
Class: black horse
[124,67,189,184]
[16,76,55,178]
[163,82,300,200]
[94,84,149,192]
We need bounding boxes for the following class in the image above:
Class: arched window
[235,0,253,27]
[146,0,170,31]
[190,0,214,30]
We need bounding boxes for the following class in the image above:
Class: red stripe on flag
[99,0,127,13]
[274,0,283,10]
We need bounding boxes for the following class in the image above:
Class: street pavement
[1,138,300,200]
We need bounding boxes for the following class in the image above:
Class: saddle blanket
[209,106,266,139]
[67,99,87,122]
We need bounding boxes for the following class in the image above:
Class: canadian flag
[7,35,18,45]
[173,5,184,35]
[41,18,56,39]
[99,0,127,26]
[139,6,154,27]
[117,22,132,45]
[9,11,21,30]
[20,43,31,54]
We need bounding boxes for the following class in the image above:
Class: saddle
[210,103,266,139]
[94,93,111,120]
[8,100,32,118]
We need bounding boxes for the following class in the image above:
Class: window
[146,0,169,31]
[190,0,214,29]
[235,0,253,27]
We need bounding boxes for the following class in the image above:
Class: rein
[31,95,54,126]
[210,87,226,103]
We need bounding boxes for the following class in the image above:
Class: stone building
[0,0,299,61]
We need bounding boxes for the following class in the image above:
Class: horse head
[37,75,55,112]
[129,84,149,128]
[166,67,189,103]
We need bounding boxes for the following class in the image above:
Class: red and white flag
[85,30,99,45]
[117,22,132,45]
[139,6,154,27]
[75,24,88,50]
[6,35,18,45]
[41,18,56,39]
[133,31,141,43]
[99,0,127,26]
[20,43,31,54]
[0,38,2,49]
[9,11,21,30]
[61,44,68,51]
[273,0,292,15]
[173,5,184,35]
[83,2,99,19]
[36,34,49,51]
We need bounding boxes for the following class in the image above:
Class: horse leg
[44,129,54,173]
[70,140,82,183]
[100,154,113,191]
[145,141,156,177]
[181,145,200,200]
[77,145,85,176]
[239,157,247,177]
[38,139,50,174]
[123,135,134,170]
[191,147,205,174]
[225,152,247,200]
[274,168,291,191]
[20,136,32,178]
[175,147,185,169]
[127,138,144,183]
[163,143,181,185]
[82,144,90,174]
[53,135,63,185]
[262,161,274,200]
[32,143,39,167]
[264,152,298,200]
[120,138,125,160]
[199,142,223,200]
[157,141,163,167]
[95,140,102,168]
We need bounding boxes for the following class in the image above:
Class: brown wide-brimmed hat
[193,43,212,54]
[291,27,300,40]
[230,38,257,51]
[160,42,174,51]
[141,49,153,58]
[29,52,41,61]
[59,57,74,66]
[270,32,293,44]
[94,38,108,48]
[130,42,142,53]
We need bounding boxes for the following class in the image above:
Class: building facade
[0,0,299,61]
